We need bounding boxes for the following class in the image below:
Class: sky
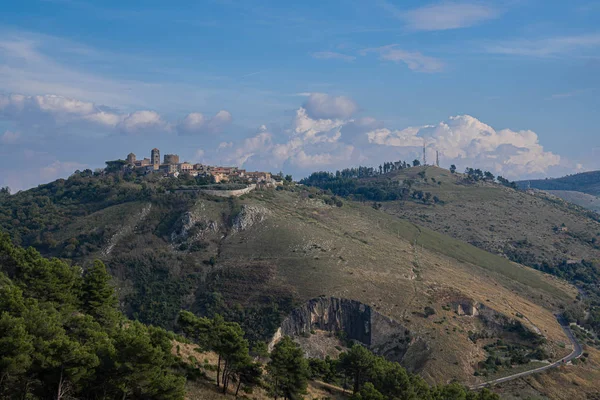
[0,0,599,191]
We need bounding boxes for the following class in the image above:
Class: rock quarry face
[271,297,426,368]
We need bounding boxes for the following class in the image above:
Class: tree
[351,382,385,400]
[0,312,33,393]
[284,175,293,183]
[267,336,309,400]
[82,260,119,328]
[110,322,185,399]
[450,164,457,174]
[213,322,251,394]
[178,311,213,350]
[339,344,375,394]
[0,187,10,196]
[413,159,421,167]
[235,361,262,397]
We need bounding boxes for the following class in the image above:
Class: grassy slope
[545,190,600,213]
[213,190,575,384]
[0,183,579,386]
[379,167,600,267]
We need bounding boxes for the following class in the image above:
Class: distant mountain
[517,170,600,196]
[544,190,600,213]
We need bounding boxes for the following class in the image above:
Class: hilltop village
[109,148,274,184]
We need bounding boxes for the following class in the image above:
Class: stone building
[163,154,180,165]
[126,153,136,164]
[151,148,160,170]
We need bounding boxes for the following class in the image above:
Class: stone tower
[126,153,136,164]
[151,148,160,170]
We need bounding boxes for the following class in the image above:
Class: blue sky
[0,0,599,190]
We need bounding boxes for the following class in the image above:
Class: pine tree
[339,344,375,394]
[267,336,309,400]
[82,260,119,328]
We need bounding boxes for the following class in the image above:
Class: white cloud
[0,92,231,136]
[118,110,165,134]
[83,111,123,127]
[302,93,358,119]
[400,2,499,31]
[311,51,356,62]
[366,115,561,177]
[177,110,233,135]
[360,45,444,73]
[486,33,600,57]
[1,130,20,144]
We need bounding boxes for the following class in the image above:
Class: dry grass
[216,189,577,384]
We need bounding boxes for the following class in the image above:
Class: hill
[302,165,600,343]
[517,171,600,196]
[544,190,600,213]
[0,171,582,389]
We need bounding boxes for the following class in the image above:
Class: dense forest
[0,232,186,399]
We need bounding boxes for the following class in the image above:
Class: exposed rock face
[452,299,479,316]
[171,211,218,243]
[272,297,416,366]
[231,205,270,233]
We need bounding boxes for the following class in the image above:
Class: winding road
[470,316,583,390]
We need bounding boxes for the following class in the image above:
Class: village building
[120,148,273,184]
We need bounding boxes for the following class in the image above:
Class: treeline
[300,159,440,203]
[461,167,518,189]
[0,233,186,399]
[178,312,499,400]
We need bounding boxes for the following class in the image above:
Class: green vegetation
[308,344,500,400]
[0,233,185,399]
[518,170,600,196]
[179,307,501,400]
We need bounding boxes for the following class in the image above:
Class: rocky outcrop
[451,299,479,316]
[171,211,218,244]
[231,205,270,233]
[272,297,414,365]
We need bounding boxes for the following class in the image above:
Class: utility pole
[436,151,440,167]
[423,140,427,166]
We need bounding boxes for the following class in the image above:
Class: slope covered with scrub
[0,171,579,387]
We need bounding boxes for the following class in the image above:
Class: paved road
[470,316,583,390]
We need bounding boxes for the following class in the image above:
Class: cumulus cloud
[361,45,444,73]
[302,93,358,119]
[177,110,233,135]
[0,92,232,137]
[212,98,561,179]
[366,115,561,177]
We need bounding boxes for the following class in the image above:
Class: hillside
[0,171,581,389]
[366,166,600,269]
[517,171,600,196]
[544,190,600,213]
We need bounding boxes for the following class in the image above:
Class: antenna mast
[436,150,440,167]
[422,140,427,166]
